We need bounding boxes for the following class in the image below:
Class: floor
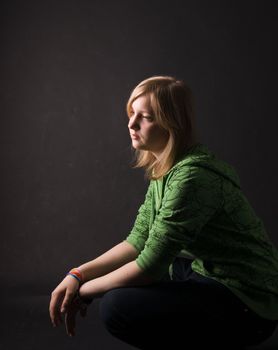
[1,295,136,350]
[1,294,277,350]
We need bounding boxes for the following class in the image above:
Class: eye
[144,116,154,121]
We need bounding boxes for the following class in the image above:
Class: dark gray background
[1,0,277,349]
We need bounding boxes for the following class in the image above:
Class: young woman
[49,76,278,349]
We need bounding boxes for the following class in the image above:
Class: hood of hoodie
[172,143,241,189]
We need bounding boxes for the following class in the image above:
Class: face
[128,95,169,159]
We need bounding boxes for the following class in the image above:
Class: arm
[77,240,139,283]
[49,241,140,327]
[133,165,223,280]
[124,181,153,252]
[79,260,157,299]
[50,183,153,329]
[77,168,220,300]
[78,181,156,298]
[62,259,157,337]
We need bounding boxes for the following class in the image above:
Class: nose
[128,115,140,130]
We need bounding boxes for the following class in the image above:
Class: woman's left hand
[64,293,88,337]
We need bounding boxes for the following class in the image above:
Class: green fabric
[125,143,278,320]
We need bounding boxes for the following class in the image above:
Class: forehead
[131,94,152,112]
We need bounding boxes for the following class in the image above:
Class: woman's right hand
[49,275,80,327]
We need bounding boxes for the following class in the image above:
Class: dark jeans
[99,257,277,349]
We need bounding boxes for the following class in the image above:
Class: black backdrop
[1,0,278,346]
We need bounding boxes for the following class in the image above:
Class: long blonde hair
[126,75,199,180]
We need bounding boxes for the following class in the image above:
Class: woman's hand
[64,293,89,337]
[49,275,80,327]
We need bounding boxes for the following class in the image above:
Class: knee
[99,288,129,334]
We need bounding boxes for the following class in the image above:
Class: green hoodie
[125,143,278,320]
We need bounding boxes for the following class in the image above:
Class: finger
[49,292,64,327]
[60,290,75,314]
[65,307,77,337]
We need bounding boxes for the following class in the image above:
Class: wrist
[67,267,83,285]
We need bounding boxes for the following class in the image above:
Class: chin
[132,146,147,152]
[132,141,142,148]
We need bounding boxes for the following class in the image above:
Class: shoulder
[165,162,221,190]
[164,143,213,180]
[163,143,241,190]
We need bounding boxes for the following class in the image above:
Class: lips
[130,133,140,139]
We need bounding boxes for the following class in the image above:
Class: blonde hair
[126,75,199,180]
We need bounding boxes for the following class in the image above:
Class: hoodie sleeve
[135,165,223,280]
[124,181,153,253]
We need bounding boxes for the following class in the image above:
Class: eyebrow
[130,105,152,114]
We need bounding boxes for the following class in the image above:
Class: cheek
[148,125,169,142]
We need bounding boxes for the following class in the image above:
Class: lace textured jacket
[125,143,278,320]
